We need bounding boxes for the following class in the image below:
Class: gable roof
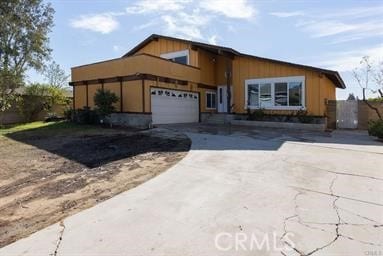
[123,34,346,89]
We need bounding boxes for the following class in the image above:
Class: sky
[29,0,383,99]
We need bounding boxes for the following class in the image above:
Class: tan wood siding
[198,49,216,85]
[72,54,201,84]
[104,82,121,111]
[122,80,142,112]
[87,84,101,109]
[135,38,199,67]
[232,56,336,116]
[74,85,87,109]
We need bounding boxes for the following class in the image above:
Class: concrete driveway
[2,124,383,255]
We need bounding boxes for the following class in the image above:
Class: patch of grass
[0,121,104,136]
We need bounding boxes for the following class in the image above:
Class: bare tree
[44,61,70,88]
[353,56,382,120]
[374,61,383,98]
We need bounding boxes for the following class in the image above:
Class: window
[275,82,288,106]
[245,76,305,110]
[247,84,259,107]
[206,91,216,109]
[219,88,223,104]
[288,82,302,106]
[171,56,187,65]
[260,83,272,107]
[160,50,189,65]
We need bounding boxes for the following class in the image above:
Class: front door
[217,85,233,113]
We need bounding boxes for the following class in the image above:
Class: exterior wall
[198,49,216,85]
[74,85,87,109]
[122,80,143,112]
[87,84,101,109]
[135,38,199,67]
[320,75,336,115]
[72,54,201,84]
[232,56,337,116]
[215,55,230,86]
[105,82,121,111]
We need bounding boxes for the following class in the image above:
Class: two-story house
[70,34,345,127]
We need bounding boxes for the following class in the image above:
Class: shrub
[45,113,64,122]
[74,107,99,124]
[368,119,383,139]
[63,108,74,121]
[295,110,315,124]
[18,83,68,122]
[247,108,265,121]
[94,89,119,120]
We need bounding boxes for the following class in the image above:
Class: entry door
[217,86,233,113]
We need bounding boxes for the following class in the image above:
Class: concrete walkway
[1,125,383,255]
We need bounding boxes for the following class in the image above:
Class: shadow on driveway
[4,122,191,168]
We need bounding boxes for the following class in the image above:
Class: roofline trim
[122,34,346,89]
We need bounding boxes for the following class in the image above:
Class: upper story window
[160,49,189,65]
[245,76,305,110]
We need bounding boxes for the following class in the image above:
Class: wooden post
[142,78,145,113]
[119,77,123,112]
[225,67,232,113]
[85,81,89,107]
[73,85,76,110]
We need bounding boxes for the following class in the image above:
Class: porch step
[203,114,226,124]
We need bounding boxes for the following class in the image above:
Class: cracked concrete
[50,221,65,256]
[1,124,382,255]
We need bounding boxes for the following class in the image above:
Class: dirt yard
[0,122,190,247]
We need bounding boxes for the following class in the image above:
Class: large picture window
[245,76,305,109]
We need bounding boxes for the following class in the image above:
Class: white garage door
[151,88,199,124]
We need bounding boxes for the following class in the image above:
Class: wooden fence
[327,100,383,130]
[1,103,69,125]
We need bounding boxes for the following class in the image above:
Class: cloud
[199,0,256,19]
[70,13,120,34]
[208,35,218,45]
[315,44,383,72]
[113,45,122,52]
[297,20,357,38]
[126,0,190,13]
[270,11,304,18]
[125,0,257,42]
[273,5,383,44]
[161,10,210,40]
[321,5,383,19]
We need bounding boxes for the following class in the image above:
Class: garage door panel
[151,88,199,124]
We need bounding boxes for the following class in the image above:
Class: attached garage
[151,88,199,124]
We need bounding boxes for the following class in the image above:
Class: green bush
[74,107,99,124]
[296,110,315,124]
[368,119,383,139]
[247,108,265,121]
[94,89,119,119]
[18,83,68,122]
[63,108,74,121]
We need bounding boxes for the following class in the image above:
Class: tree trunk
[363,88,382,120]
